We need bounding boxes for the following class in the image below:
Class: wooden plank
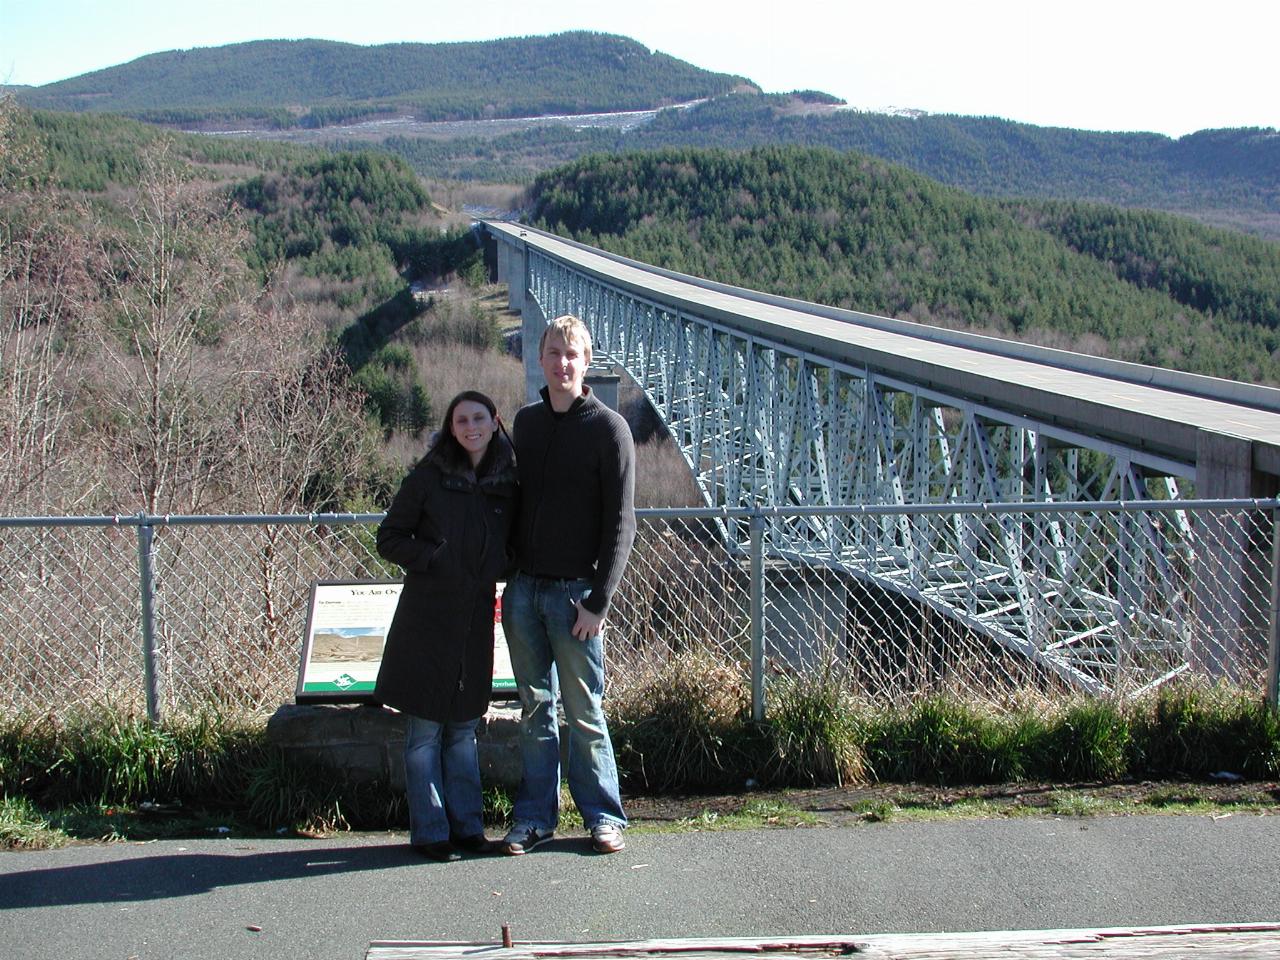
[367,925,1280,960]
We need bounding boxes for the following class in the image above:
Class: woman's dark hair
[427,390,500,473]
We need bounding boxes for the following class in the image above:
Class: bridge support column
[520,293,548,404]
[1193,430,1277,683]
[493,237,547,404]
[763,564,850,673]
[495,239,526,314]
[585,367,621,412]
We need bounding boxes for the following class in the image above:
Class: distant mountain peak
[15,32,753,130]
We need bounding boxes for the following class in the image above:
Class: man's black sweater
[510,386,636,616]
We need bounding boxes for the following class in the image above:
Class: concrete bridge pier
[518,296,550,404]
[1193,430,1278,683]
[491,230,623,407]
[492,232,525,314]
[490,233,547,403]
[763,565,850,673]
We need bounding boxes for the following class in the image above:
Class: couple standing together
[372,314,636,861]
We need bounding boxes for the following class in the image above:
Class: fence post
[749,511,765,722]
[1269,504,1280,709]
[136,516,161,723]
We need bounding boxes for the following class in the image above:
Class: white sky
[1,0,1274,138]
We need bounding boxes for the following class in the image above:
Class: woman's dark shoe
[412,841,461,862]
[451,834,497,855]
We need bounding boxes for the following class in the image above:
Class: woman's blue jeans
[501,572,626,832]
[403,715,484,845]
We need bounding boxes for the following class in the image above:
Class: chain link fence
[1,501,1277,721]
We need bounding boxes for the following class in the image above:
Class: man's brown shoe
[590,822,625,854]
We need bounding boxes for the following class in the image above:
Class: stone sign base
[266,701,556,791]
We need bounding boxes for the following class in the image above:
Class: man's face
[540,331,589,401]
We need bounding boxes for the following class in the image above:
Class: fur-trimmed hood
[423,431,517,489]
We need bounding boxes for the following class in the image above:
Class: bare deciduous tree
[93,141,250,513]
[0,96,94,512]
[219,288,378,652]
[228,288,374,513]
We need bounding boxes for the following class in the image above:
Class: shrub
[1130,681,1280,779]
[4,666,1279,840]
[0,709,264,808]
[990,708,1055,781]
[763,676,865,786]
[609,652,760,792]
[864,696,997,784]
[1046,698,1131,781]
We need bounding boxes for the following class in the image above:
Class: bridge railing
[1,501,1276,723]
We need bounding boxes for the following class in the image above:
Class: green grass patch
[0,795,66,849]
[843,798,903,822]
[660,800,820,833]
[1046,791,1113,817]
[2,669,1278,847]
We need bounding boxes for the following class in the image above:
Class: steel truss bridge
[484,222,1280,695]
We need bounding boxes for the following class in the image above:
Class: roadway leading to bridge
[488,222,1280,483]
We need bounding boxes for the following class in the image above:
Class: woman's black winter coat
[373,437,517,722]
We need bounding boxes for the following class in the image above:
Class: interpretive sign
[295,580,516,703]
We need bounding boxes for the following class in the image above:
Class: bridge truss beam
[524,246,1261,696]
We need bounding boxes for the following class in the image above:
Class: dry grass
[412,340,523,420]
[634,435,705,507]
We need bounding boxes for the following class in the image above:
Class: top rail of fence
[1,499,1278,530]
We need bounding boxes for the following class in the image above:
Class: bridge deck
[491,222,1280,477]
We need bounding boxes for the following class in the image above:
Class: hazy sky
[2,0,1273,138]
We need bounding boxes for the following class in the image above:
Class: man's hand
[572,601,605,640]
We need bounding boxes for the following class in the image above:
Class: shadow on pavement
[0,841,428,909]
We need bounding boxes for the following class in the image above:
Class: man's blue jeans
[403,715,485,845]
[501,572,626,831]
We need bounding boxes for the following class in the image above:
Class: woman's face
[450,400,495,465]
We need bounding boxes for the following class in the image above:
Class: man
[500,314,636,855]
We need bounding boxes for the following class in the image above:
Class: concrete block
[264,701,565,792]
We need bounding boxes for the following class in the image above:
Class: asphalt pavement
[2,813,1278,960]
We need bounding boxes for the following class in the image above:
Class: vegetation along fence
[2,501,1278,723]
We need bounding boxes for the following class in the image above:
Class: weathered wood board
[367,924,1280,960]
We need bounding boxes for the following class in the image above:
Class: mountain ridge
[10,32,1279,240]
[14,33,755,128]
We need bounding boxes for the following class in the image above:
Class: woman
[374,390,517,861]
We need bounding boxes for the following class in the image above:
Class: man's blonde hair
[539,314,592,361]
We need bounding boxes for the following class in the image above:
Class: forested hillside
[22,108,322,190]
[633,96,1280,206]
[0,100,519,517]
[527,147,1280,384]
[8,96,1280,521]
[365,93,1280,239]
[16,30,1279,240]
[16,33,751,129]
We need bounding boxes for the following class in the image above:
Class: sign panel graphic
[296,580,515,703]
